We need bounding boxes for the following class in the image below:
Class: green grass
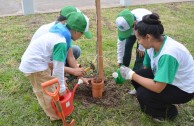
[0,2,194,126]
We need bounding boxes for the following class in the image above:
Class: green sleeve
[143,50,151,68]
[118,37,126,41]
[52,43,67,62]
[154,55,179,84]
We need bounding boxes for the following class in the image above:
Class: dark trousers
[122,35,144,71]
[131,69,194,119]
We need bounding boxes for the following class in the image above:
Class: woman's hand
[120,66,135,80]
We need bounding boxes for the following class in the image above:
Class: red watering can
[41,78,83,126]
[52,79,82,117]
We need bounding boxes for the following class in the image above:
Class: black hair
[57,15,67,22]
[135,13,164,40]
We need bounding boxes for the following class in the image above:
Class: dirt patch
[71,78,128,107]
[168,2,181,11]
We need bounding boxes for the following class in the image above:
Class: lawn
[0,1,194,126]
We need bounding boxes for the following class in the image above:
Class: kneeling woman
[120,13,194,121]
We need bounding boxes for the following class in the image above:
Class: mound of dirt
[72,78,128,107]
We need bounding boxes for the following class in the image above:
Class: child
[31,6,81,41]
[119,13,194,121]
[116,8,151,70]
[19,12,92,121]
[31,6,88,83]
[115,8,152,94]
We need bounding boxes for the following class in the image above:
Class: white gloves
[120,66,135,80]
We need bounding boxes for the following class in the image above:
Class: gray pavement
[0,0,192,17]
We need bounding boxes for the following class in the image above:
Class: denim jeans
[71,45,81,59]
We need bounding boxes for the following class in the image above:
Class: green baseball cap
[115,9,135,39]
[66,12,92,39]
[60,6,80,18]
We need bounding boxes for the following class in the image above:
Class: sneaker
[153,117,165,123]
[128,89,137,95]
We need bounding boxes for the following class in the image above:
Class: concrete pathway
[0,0,192,17]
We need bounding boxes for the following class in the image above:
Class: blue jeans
[72,45,81,59]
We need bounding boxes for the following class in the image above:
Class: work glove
[120,66,135,80]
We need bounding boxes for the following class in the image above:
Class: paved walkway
[0,0,192,17]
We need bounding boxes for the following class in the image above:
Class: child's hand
[137,44,145,58]
[59,83,67,96]
[118,63,122,68]
[72,68,86,76]
[137,49,144,58]
[79,77,91,85]
[59,90,66,96]
[48,62,53,70]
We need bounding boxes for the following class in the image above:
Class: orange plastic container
[41,78,77,126]
[41,78,79,118]
[52,83,79,117]
[51,88,75,117]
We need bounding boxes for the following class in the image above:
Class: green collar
[154,35,167,58]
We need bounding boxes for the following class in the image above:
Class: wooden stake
[95,0,104,81]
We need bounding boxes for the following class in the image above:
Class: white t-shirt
[31,22,55,41]
[144,36,194,93]
[19,32,68,93]
[131,8,152,23]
